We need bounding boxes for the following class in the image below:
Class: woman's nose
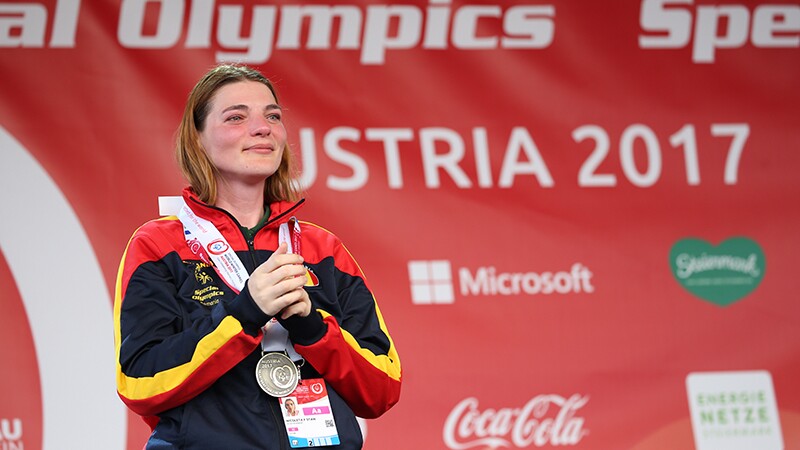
[251,116,271,136]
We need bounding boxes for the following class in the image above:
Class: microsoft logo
[408,260,595,305]
[408,260,454,304]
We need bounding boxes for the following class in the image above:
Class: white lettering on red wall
[0,0,555,64]
[295,123,751,191]
[3,1,796,64]
[639,0,800,63]
[443,394,590,449]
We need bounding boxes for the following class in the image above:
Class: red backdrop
[1,1,799,449]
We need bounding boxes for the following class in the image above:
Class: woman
[284,398,300,417]
[114,64,401,449]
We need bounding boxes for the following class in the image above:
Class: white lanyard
[178,200,248,292]
[175,198,300,359]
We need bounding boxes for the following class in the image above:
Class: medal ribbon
[278,217,302,255]
[265,217,302,359]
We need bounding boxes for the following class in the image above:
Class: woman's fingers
[247,243,309,317]
[280,289,312,319]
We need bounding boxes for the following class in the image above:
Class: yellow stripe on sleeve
[319,309,402,382]
[116,315,245,400]
[114,216,246,401]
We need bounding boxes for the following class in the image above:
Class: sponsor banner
[408,260,593,304]
[1,1,798,449]
[443,394,590,449]
[670,237,765,306]
[686,371,784,450]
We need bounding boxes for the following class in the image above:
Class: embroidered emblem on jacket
[188,262,223,306]
[194,263,214,284]
[305,266,320,287]
[192,285,224,306]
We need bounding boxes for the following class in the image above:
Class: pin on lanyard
[178,200,247,293]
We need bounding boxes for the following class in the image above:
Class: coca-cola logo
[443,394,590,449]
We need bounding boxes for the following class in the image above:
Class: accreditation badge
[279,379,340,448]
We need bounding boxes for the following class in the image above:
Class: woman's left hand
[279,285,311,319]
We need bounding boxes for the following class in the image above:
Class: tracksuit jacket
[114,187,402,449]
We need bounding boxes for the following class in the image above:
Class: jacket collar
[181,187,305,232]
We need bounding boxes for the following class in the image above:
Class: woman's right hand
[247,242,310,318]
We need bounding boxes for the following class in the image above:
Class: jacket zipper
[188,196,305,270]
[268,396,290,450]
[189,196,302,448]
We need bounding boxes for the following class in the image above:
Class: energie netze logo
[686,371,784,450]
[408,260,593,304]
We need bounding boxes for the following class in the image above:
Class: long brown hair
[176,64,300,204]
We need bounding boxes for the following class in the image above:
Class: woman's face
[199,80,287,187]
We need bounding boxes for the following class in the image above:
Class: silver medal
[255,352,299,397]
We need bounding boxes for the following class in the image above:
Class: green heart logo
[669,237,765,306]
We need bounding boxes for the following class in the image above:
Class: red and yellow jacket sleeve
[278,222,402,419]
[113,218,268,418]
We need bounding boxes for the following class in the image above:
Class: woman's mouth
[245,143,274,153]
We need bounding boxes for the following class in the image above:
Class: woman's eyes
[224,112,281,123]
